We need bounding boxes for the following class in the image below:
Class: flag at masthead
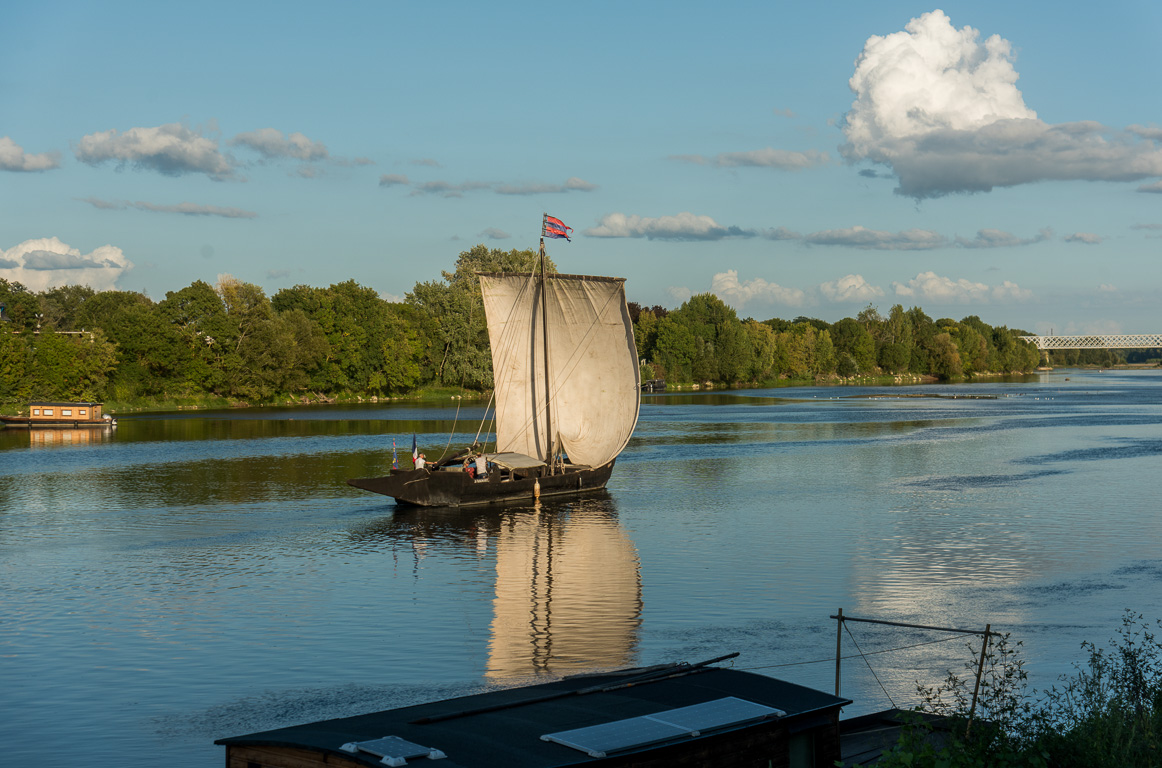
[542,213,572,241]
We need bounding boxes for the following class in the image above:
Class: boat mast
[539,237,555,474]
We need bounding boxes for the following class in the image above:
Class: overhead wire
[844,621,897,708]
[738,631,966,671]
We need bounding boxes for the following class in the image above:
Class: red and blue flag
[542,214,572,241]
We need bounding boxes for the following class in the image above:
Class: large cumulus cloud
[842,10,1162,198]
[0,237,133,292]
[893,271,1032,303]
[711,270,807,306]
[76,122,236,180]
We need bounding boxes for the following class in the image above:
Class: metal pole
[538,237,554,474]
[835,608,843,697]
[966,624,991,738]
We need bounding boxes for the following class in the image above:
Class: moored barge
[216,660,852,768]
[0,402,115,429]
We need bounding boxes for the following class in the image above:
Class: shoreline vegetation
[876,611,1162,768]
[2,244,1158,417]
[3,364,1156,417]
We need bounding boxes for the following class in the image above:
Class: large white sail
[479,272,640,468]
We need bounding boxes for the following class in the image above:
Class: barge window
[33,408,40,416]
[62,409,73,416]
[79,410,87,416]
[44,408,54,416]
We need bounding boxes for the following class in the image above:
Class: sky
[2,1,1161,335]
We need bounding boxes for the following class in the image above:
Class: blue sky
[2,1,1160,334]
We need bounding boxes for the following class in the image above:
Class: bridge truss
[1018,334,1162,351]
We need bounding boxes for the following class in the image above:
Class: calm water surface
[2,370,1161,766]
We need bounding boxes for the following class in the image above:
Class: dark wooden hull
[348,461,616,508]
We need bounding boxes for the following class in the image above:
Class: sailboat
[348,218,641,507]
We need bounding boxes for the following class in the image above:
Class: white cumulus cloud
[711,270,807,307]
[0,237,133,292]
[842,10,1162,198]
[893,271,1031,303]
[585,212,754,241]
[231,128,329,161]
[76,122,236,180]
[820,274,885,302]
[1064,232,1103,244]
[804,225,947,250]
[991,280,1033,301]
[0,137,60,172]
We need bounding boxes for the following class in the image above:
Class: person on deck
[475,452,488,479]
[415,453,426,470]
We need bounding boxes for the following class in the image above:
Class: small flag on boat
[392,439,398,469]
[542,213,572,241]
[411,434,418,464]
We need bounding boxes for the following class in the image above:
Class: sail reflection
[486,494,642,679]
[346,493,643,679]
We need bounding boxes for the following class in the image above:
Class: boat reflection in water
[28,428,115,448]
[487,493,642,680]
[360,492,642,681]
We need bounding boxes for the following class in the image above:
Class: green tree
[25,331,117,400]
[651,315,695,382]
[907,307,936,373]
[0,278,42,332]
[878,305,915,373]
[743,320,776,381]
[830,317,876,373]
[633,310,661,363]
[158,280,228,394]
[0,332,32,402]
[77,291,183,398]
[39,284,97,331]
[929,331,964,379]
[213,275,334,400]
[407,244,550,390]
[668,293,752,383]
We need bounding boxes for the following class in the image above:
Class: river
[1,369,1160,766]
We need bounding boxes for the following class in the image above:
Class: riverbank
[73,386,488,415]
[12,364,1150,417]
[65,377,938,414]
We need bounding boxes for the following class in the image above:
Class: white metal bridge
[1018,334,1162,350]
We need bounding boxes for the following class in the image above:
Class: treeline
[633,295,1041,383]
[1,243,1042,405]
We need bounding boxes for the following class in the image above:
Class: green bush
[873,612,1162,768]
